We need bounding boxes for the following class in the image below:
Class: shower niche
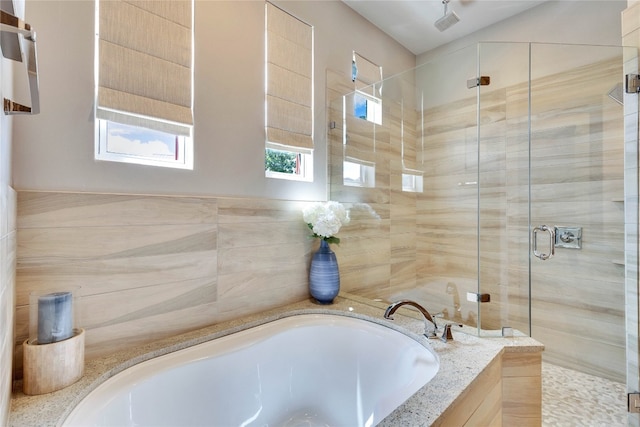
[327,42,637,384]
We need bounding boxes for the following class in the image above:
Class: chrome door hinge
[626,74,640,94]
[466,292,491,303]
[629,393,640,413]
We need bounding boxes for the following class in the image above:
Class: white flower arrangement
[302,201,350,244]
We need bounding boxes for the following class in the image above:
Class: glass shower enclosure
[328,41,638,420]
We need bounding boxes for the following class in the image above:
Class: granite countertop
[10,293,543,427]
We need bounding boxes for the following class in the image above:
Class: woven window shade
[345,53,382,164]
[353,52,382,92]
[266,3,313,154]
[97,0,193,136]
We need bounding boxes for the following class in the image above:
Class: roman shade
[353,52,382,92]
[265,2,313,154]
[96,0,193,137]
[345,52,382,164]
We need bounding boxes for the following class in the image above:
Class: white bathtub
[62,313,439,427]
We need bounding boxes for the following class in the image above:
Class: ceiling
[342,0,549,55]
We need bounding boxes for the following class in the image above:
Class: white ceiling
[342,0,550,55]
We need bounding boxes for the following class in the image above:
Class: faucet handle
[424,329,438,339]
[440,324,454,342]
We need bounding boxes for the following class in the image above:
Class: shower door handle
[532,225,555,260]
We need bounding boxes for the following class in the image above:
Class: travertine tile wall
[623,2,640,426]
[13,193,313,372]
[517,57,626,381]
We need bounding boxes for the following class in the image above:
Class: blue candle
[37,292,73,344]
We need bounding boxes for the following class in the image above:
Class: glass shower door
[477,43,637,415]
[476,42,531,336]
[528,43,627,386]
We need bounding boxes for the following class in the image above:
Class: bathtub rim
[61,312,440,427]
[56,308,437,427]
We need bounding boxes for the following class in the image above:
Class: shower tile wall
[419,57,626,382]
[519,57,625,382]
[327,69,396,297]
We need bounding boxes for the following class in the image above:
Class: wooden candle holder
[22,328,85,395]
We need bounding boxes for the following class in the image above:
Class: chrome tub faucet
[384,300,439,339]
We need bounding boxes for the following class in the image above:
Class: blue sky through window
[105,122,177,159]
[354,94,367,120]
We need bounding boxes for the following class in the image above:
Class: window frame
[94,0,194,170]
[402,170,424,193]
[95,119,194,170]
[354,90,382,125]
[265,147,313,182]
[343,158,375,188]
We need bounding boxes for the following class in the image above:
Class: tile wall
[13,193,313,372]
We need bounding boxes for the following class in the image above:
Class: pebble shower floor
[542,362,626,426]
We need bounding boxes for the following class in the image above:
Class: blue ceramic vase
[309,240,340,304]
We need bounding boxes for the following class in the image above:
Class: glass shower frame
[329,42,638,419]
[475,43,635,393]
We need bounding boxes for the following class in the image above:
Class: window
[265,148,313,181]
[402,172,424,192]
[95,0,194,169]
[400,101,423,192]
[265,2,313,181]
[96,121,193,169]
[354,91,382,125]
[344,159,375,188]
[343,52,382,188]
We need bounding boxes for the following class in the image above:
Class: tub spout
[384,300,438,338]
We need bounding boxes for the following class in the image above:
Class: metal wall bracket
[626,74,640,94]
[466,292,490,303]
[467,76,490,89]
[0,9,39,115]
[628,393,640,413]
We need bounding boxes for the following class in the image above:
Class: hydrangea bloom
[303,201,350,244]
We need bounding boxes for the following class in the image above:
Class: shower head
[434,0,460,32]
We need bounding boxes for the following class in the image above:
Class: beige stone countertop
[10,293,543,427]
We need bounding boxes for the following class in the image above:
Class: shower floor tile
[542,362,626,427]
